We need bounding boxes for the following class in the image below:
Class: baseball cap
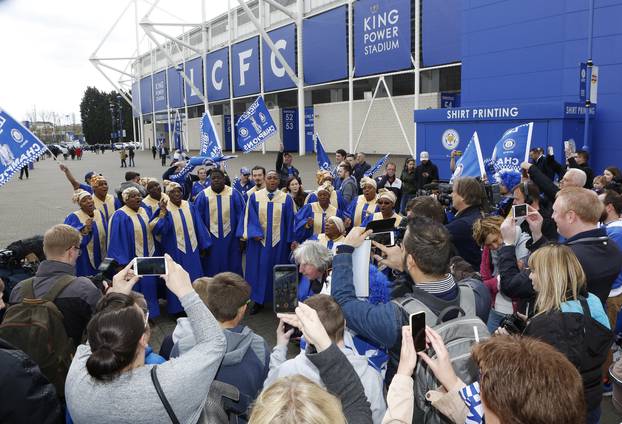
[85,171,96,181]
[419,151,430,161]
[240,167,250,175]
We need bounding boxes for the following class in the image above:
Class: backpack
[392,279,491,424]
[0,275,75,398]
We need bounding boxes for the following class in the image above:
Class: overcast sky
[0,0,229,122]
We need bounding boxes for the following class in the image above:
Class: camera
[417,182,453,208]
[499,313,526,334]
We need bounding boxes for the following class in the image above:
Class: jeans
[586,405,601,424]
[487,309,506,334]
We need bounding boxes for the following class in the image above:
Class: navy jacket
[445,206,484,269]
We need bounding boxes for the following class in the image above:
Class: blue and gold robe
[294,202,342,242]
[150,200,211,314]
[64,209,108,277]
[194,185,246,276]
[141,193,169,219]
[309,233,345,251]
[93,193,121,223]
[107,206,159,316]
[238,188,295,304]
[345,195,379,227]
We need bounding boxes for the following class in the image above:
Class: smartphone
[547,146,554,156]
[512,204,528,219]
[454,150,463,156]
[273,264,298,313]
[370,231,396,247]
[132,257,167,276]
[410,311,426,352]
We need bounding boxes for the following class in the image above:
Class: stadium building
[95,0,622,179]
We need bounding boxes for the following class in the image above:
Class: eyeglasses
[144,311,150,329]
[67,245,81,256]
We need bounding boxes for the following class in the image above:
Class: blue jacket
[605,221,622,292]
[445,206,483,269]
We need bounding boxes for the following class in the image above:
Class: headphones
[523,181,533,205]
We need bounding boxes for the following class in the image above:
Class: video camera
[87,258,119,291]
[417,182,453,208]
[0,236,45,273]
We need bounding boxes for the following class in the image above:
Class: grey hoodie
[264,344,387,424]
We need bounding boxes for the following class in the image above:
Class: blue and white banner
[199,111,222,158]
[173,110,183,153]
[315,134,331,170]
[236,97,277,153]
[354,0,412,77]
[0,108,47,187]
[450,131,485,182]
[365,153,390,177]
[489,122,533,176]
[153,70,167,112]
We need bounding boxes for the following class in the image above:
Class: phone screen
[134,257,166,276]
[410,312,426,352]
[273,266,298,313]
[513,204,528,218]
[370,231,395,247]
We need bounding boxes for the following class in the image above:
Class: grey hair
[121,187,140,202]
[565,168,587,188]
[293,241,333,272]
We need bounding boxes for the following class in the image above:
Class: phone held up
[410,311,426,352]
[273,264,299,314]
[132,256,167,276]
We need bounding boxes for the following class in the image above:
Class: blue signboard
[263,24,296,92]
[421,0,462,66]
[441,93,461,108]
[206,47,230,102]
[232,37,260,98]
[224,114,238,150]
[153,71,167,111]
[184,57,204,106]
[140,76,153,114]
[131,82,140,117]
[579,62,587,102]
[303,6,348,84]
[282,107,315,153]
[354,0,412,77]
[167,66,184,109]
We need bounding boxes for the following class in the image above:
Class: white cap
[420,151,430,160]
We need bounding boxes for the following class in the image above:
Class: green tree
[80,87,111,145]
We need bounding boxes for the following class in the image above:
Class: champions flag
[173,110,183,153]
[0,108,47,187]
[199,111,222,159]
[450,131,485,182]
[365,153,390,177]
[236,97,277,153]
[489,122,533,176]
[315,134,332,171]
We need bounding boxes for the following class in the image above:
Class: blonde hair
[472,216,504,247]
[43,224,81,258]
[249,375,346,424]
[528,244,586,315]
[555,187,603,223]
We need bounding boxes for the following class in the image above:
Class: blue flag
[0,108,47,187]
[365,153,390,177]
[236,97,277,153]
[490,122,533,177]
[450,132,485,182]
[199,111,222,159]
[173,110,183,153]
[315,134,332,171]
